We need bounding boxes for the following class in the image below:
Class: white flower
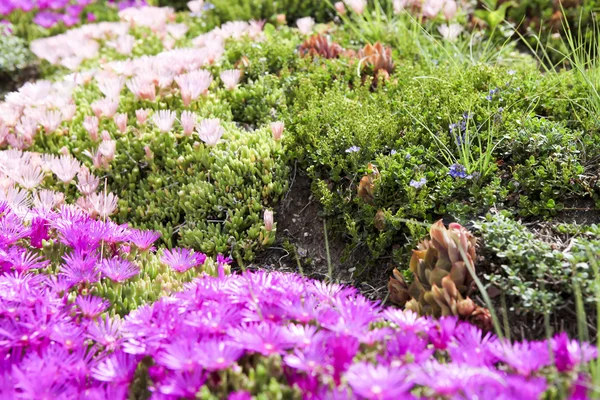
[89,192,119,219]
[196,118,224,146]
[219,69,242,90]
[152,110,177,133]
[438,23,463,42]
[296,17,315,35]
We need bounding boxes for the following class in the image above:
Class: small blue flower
[409,177,427,189]
[508,69,516,76]
[203,2,215,10]
[486,88,499,101]
[345,146,361,153]
[390,149,397,155]
[448,163,472,179]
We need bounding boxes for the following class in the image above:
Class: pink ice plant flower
[196,118,224,146]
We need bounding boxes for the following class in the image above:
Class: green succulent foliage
[94,252,226,316]
[204,0,331,25]
[0,28,33,75]
[475,213,600,314]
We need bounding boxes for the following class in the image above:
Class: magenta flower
[160,248,206,272]
[228,322,293,356]
[91,351,138,385]
[129,229,161,251]
[76,295,110,319]
[156,369,207,398]
[99,258,140,282]
[552,332,597,372]
[33,11,61,29]
[87,316,123,351]
[345,362,414,400]
[60,251,100,286]
[194,339,244,371]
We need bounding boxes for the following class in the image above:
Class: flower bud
[144,145,154,160]
[114,113,128,133]
[334,1,346,15]
[136,109,150,125]
[264,210,274,231]
[270,121,284,141]
[276,14,286,24]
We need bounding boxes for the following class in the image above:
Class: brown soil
[0,64,39,100]
[251,166,388,299]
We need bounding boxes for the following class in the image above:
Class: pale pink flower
[136,109,150,125]
[115,35,135,55]
[84,116,99,141]
[39,109,63,134]
[33,189,60,210]
[7,134,32,150]
[59,146,69,156]
[335,1,346,14]
[99,140,116,161]
[97,77,125,99]
[62,104,77,122]
[144,145,154,160]
[50,154,81,184]
[270,121,284,141]
[162,37,176,51]
[0,125,9,147]
[89,191,119,219]
[76,195,95,214]
[443,0,457,20]
[91,98,119,119]
[393,0,407,14]
[167,23,188,40]
[77,167,99,196]
[264,210,274,231]
[16,165,44,190]
[220,69,242,90]
[152,110,177,133]
[101,130,111,142]
[174,70,212,107]
[0,186,31,215]
[438,23,463,41]
[296,17,315,35]
[347,0,367,14]
[40,154,56,173]
[114,113,128,133]
[126,77,156,101]
[423,0,444,17]
[196,118,224,146]
[15,116,38,141]
[187,0,204,13]
[180,111,197,136]
[84,148,109,170]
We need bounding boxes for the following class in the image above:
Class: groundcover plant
[2,0,600,398]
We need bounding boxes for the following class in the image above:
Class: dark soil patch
[251,166,388,299]
[0,64,39,99]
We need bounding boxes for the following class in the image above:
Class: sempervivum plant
[388,220,493,331]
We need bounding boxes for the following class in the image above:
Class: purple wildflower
[448,163,472,179]
[228,322,293,356]
[552,332,597,372]
[91,351,138,385]
[345,145,360,153]
[99,258,140,282]
[161,248,206,272]
[33,11,62,29]
[409,177,426,189]
[76,295,110,319]
[345,362,414,400]
[129,229,161,251]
